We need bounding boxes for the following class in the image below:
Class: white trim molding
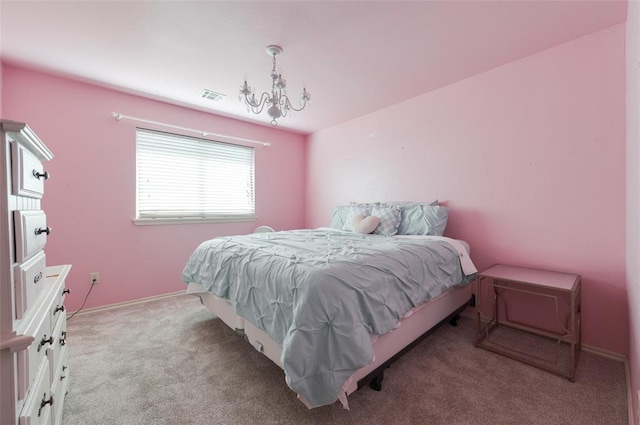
[67,290,186,317]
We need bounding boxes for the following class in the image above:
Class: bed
[181,203,477,409]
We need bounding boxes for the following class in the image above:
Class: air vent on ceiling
[200,89,226,102]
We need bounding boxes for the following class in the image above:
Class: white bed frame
[187,282,472,407]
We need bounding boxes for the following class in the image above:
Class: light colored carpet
[62,294,628,425]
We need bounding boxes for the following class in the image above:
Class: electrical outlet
[90,272,100,284]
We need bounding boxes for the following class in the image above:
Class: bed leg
[369,371,384,391]
[449,313,460,327]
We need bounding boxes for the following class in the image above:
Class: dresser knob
[33,170,50,180]
[37,335,53,352]
[60,331,67,346]
[54,305,65,315]
[34,226,51,236]
[33,272,43,284]
[38,394,53,417]
[62,288,71,295]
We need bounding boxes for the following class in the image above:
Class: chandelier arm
[243,91,272,114]
[282,96,309,112]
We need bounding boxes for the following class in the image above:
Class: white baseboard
[67,290,186,316]
[582,343,627,362]
[629,364,636,425]
[580,344,633,425]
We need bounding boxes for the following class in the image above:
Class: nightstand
[475,264,581,381]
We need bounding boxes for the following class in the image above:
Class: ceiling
[0,1,628,134]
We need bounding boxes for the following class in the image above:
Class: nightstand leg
[475,276,480,344]
[493,278,499,328]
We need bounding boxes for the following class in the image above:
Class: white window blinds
[136,128,255,221]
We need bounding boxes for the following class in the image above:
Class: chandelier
[239,45,310,126]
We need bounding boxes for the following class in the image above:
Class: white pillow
[350,214,380,234]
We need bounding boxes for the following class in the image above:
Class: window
[135,128,255,224]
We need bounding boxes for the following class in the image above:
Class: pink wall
[626,0,640,422]
[0,62,4,117]
[2,65,307,312]
[306,25,627,355]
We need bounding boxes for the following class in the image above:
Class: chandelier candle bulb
[239,45,310,126]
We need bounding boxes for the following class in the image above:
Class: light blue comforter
[181,228,473,408]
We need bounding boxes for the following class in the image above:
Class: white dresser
[0,120,72,425]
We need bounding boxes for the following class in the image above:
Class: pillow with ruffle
[396,204,449,236]
[329,205,350,229]
[350,214,380,234]
[371,204,402,236]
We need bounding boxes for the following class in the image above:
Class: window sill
[133,215,256,226]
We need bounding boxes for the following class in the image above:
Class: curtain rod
[111,112,271,147]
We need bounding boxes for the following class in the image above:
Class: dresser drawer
[14,210,49,263]
[18,357,52,425]
[50,347,69,425]
[14,251,47,320]
[46,314,66,382]
[50,287,67,327]
[17,311,52,401]
[11,140,48,199]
